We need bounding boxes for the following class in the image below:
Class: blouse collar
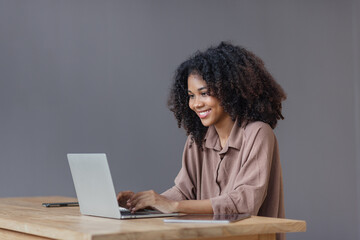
[204,118,243,152]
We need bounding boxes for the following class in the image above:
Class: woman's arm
[176,199,213,214]
[127,190,213,214]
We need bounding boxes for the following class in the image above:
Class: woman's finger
[117,191,134,207]
[128,190,158,211]
[131,199,149,212]
[129,192,151,209]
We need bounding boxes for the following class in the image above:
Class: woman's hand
[117,191,135,209]
[127,190,178,213]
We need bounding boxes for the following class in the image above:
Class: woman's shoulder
[245,121,272,130]
[243,121,275,140]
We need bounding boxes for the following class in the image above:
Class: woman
[117,42,286,219]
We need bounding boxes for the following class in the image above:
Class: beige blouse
[162,120,285,218]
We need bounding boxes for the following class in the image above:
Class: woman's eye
[201,92,209,96]
[188,95,194,99]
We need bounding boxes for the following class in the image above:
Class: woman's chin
[200,118,212,127]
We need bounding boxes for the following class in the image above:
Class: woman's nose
[194,98,204,108]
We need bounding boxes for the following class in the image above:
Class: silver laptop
[67,153,179,219]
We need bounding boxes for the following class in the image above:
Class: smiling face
[187,74,231,128]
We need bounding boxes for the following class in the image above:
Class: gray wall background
[0,1,359,239]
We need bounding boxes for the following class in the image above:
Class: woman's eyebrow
[188,87,208,93]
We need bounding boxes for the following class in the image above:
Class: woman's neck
[214,116,235,149]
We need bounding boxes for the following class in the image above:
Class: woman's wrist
[170,200,213,214]
[172,200,180,213]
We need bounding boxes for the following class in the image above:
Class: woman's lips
[198,109,211,119]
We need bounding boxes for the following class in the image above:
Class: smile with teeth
[198,109,211,119]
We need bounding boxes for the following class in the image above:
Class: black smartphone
[42,202,79,207]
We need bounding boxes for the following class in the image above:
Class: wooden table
[0,196,306,240]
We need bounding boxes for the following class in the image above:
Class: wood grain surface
[0,196,306,240]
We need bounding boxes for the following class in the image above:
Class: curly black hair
[168,42,286,148]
